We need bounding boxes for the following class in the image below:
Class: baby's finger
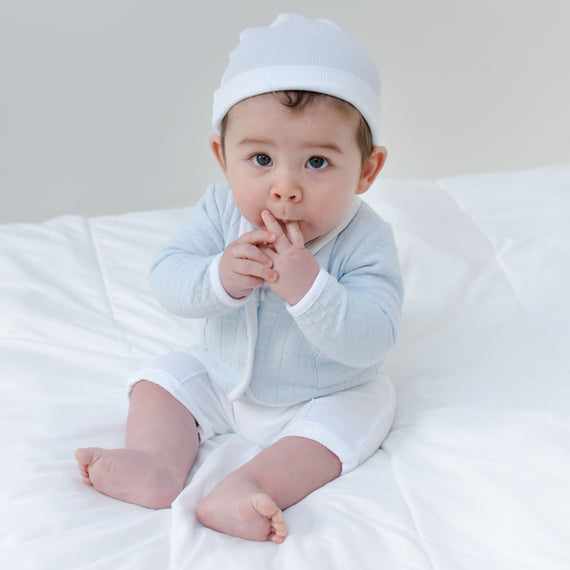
[236,258,278,282]
[261,210,293,252]
[233,242,274,267]
[239,229,277,247]
[261,210,285,237]
[285,221,305,247]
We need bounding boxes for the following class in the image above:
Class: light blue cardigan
[150,182,403,406]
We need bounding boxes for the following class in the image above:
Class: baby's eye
[251,154,272,167]
[306,156,329,170]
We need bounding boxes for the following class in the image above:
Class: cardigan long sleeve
[150,183,247,318]
[150,182,403,405]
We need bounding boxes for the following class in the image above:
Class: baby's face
[212,93,379,243]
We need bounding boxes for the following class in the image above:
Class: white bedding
[1,165,569,569]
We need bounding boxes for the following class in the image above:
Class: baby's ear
[210,135,228,175]
[356,146,387,195]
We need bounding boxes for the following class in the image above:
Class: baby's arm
[264,207,403,371]
[219,230,278,299]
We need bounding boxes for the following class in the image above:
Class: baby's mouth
[261,209,302,234]
[275,218,289,231]
[263,215,289,233]
[275,216,301,227]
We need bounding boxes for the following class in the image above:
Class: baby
[76,13,403,543]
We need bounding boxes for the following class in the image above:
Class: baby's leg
[196,436,341,543]
[75,380,199,509]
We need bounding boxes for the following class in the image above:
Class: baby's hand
[219,230,278,299]
[260,210,320,305]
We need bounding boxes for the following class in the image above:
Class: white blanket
[1,165,569,569]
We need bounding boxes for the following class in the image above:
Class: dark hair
[219,90,374,168]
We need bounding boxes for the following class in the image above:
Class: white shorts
[127,348,396,474]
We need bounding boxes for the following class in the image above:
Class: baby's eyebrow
[238,138,342,153]
[238,137,273,146]
[306,142,343,154]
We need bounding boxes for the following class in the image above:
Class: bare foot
[196,481,288,543]
[75,447,185,509]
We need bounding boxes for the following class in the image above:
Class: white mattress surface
[1,165,569,569]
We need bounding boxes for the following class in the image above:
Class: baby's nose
[271,180,302,203]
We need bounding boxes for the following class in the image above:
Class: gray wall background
[1,0,568,223]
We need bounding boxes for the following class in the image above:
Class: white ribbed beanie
[212,13,382,144]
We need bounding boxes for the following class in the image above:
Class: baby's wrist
[287,268,329,315]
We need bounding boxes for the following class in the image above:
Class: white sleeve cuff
[287,267,329,317]
[209,253,251,308]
